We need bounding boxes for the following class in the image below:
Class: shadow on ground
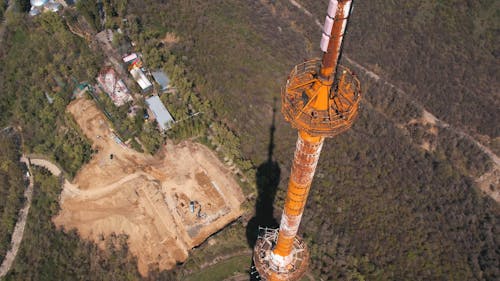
[246,98,281,280]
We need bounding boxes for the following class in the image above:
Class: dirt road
[24,157,63,177]
[0,153,69,278]
[53,97,245,276]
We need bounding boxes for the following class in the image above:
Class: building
[29,0,62,16]
[130,67,153,92]
[97,68,132,106]
[123,53,138,64]
[145,96,174,131]
[151,70,171,92]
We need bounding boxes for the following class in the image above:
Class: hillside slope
[301,0,500,140]
[0,1,497,280]
[125,0,498,279]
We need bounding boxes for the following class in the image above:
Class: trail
[0,157,34,278]
[286,0,499,202]
[17,157,166,205]
[0,154,68,278]
[65,172,142,200]
[26,157,63,177]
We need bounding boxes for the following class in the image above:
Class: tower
[252,1,361,280]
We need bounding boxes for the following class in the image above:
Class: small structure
[97,67,132,106]
[151,70,171,92]
[29,0,61,16]
[130,67,153,92]
[44,92,54,104]
[145,95,175,131]
[123,53,138,64]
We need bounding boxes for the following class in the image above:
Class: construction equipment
[253,1,361,280]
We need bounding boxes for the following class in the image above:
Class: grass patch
[182,255,251,281]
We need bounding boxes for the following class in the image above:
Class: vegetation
[300,0,500,138]
[0,132,25,261]
[75,0,101,31]
[123,0,499,280]
[0,0,7,21]
[0,12,101,177]
[113,5,254,173]
[14,0,30,13]
[182,255,251,281]
[0,1,498,280]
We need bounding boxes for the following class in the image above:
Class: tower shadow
[246,98,281,280]
[246,98,281,276]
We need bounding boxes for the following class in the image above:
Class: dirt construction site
[53,97,245,276]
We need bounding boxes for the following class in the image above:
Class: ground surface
[53,97,244,276]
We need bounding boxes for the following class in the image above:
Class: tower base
[253,227,309,281]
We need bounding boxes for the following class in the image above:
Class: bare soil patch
[53,97,244,276]
[161,32,180,45]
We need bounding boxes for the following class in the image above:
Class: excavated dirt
[53,97,245,276]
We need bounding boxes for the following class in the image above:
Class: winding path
[0,156,63,278]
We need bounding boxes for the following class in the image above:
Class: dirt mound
[53,97,244,275]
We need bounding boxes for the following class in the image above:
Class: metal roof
[130,68,152,90]
[145,96,174,131]
[31,0,48,7]
[123,53,138,63]
[151,71,170,91]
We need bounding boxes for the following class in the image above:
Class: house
[97,67,132,106]
[29,0,62,16]
[130,67,153,92]
[123,53,138,64]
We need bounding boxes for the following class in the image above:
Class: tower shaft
[273,132,323,258]
[253,1,360,280]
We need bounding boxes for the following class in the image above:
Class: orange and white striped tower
[253,1,361,280]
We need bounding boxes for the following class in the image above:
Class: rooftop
[130,68,152,91]
[151,70,171,91]
[97,68,131,106]
[145,95,174,131]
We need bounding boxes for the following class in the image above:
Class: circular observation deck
[281,59,361,137]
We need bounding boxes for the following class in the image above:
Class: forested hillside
[0,1,497,280]
[0,131,25,261]
[125,0,499,279]
[0,12,99,176]
[300,0,499,143]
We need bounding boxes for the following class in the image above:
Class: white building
[130,67,153,92]
[29,0,62,16]
[145,96,174,131]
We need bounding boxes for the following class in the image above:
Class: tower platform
[253,227,309,281]
[281,59,361,137]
